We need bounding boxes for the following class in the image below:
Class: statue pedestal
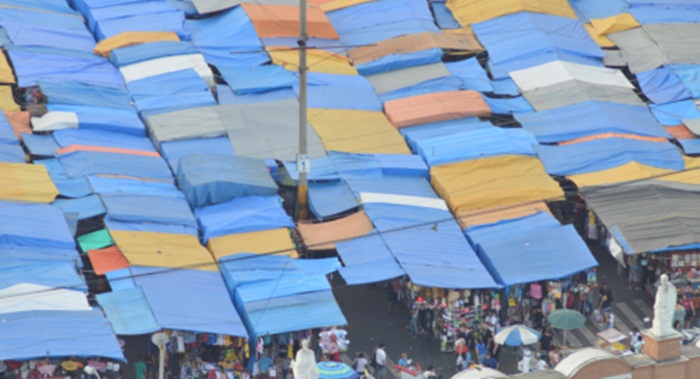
[642,330,682,361]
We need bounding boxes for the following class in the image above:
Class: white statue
[292,339,319,379]
[651,274,677,337]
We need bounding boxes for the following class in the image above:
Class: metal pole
[296,0,309,221]
[159,346,165,379]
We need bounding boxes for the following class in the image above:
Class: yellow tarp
[93,32,180,58]
[455,201,551,229]
[430,155,564,213]
[347,32,482,65]
[268,49,358,75]
[109,231,218,271]
[584,24,615,48]
[590,13,640,36]
[308,109,411,154]
[0,86,19,111]
[0,163,58,203]
[314,0,372,12]
[446,0,577,26]
[207,228,297,261]
[569,161,672,188]
[0,52,15,84]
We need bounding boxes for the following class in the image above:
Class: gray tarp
[365,62,450,94]
[582,182,700,254]
[192,0,300,14]
[146,99,325,161]
[608,24,700,73]
[521,81,644,112]
[684,119,700,136]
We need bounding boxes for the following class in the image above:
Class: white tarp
[119,54,214,88]
[359,192,449,210]
[365,62,451,94]
[0,283,91,315]
[509,60,634,92]
[30,111,79,132]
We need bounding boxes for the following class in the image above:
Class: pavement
[331,241,655,378]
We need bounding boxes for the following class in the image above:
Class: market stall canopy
[283,152,428,181]
[301,73,381,111]
[161,137,235,173]
[555,348,616,377]
[314,0,372,12]
[0,310,126,361]
[451,367,507,379]
[515,101,669,143]
[447,0,577,25]
[96,286,160,335]
[87,246,129,276]
[0,201,76,256]
[569,161,673,188]
[510,60,633,92]
[365,62,451,95]
[191,0,300,14]
[384,90,491,129]
[589,13,639,36]
[297,210,374,250]
[109,230,218,271]
[466,212,597,286]
[581,182,700,254]
[0,283,91,314]
[336,234,406,285]
[269,49,357,75]
[242,4,338,39]
[101,193,198,233]
[430,155,564,214]
[0,87,20,111]
[0,258,86,290]
[94,31,180,58]
[308,109,411,155]
[534,138,685,176]
[608,24,700,73]
[0,52,15,85]
[0,163,58,203]
[455,201,551,230]
[636,66,693,105]
[54,151,173,181]
[207,228,297,260]
[517,78,644,112]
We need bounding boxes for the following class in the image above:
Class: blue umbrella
[316,361,359,379]
[494,325,541,346]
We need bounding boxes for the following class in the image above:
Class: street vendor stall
[596,328,628,355]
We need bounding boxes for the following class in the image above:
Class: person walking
[598,282,614,314]
[134,356,147,379]
[374,343,387,379]
[409,304,419,338]
[352,353,368,377]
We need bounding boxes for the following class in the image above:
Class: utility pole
[296,0,309,221]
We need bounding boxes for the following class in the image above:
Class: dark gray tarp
[582,182,700,254]
[608,24,700,73]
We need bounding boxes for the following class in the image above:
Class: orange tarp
[94,31,180,58]
[558,133,668,145]
[455,201,551,229]
[665,125,695,140]
[242,4,339,39]
[348,32,482,65]
[207,228,297,261]
[384,90,490,129]
[87,246,130,275]
[56,145,161,157]
[297,210,374,250]
[4,110,31,139]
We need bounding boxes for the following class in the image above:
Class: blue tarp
[57,151,173,181]
[128,69,208,99]
[650,100,700,125]
[195,196,293,242]
[378,76,463,103]
[22,134,59,157]
[185,7,268,68]
[347,176,440,199]
[413,127,538,166]
[0,114,16,143]
[371,153,430,177]
[308,180,358,219]
[0,202,76,254]
[45,105,145,136]
[96,287,160,335]
[130,266,248,337]
[337,19,439,47]
[445,59,493,93]
[678,139,700,155]
[570,0,627,21]
[53,129,156,152]
[285,153,428,182]
[356,48,443,76]
[0,310,125,361]
[218,254,335,287]
[222,65,297,95]
[401,118,488,151]
[336,234,406,285]
[6,45,125,89]
[629,7,700,23]
[466,214,597,286]
[161,137,234,173]
[483,96,534,114]
[0,143,24,162]
[327,0,434,35]
[88,176,182,197]
[0,258,86,291]
[0,0,80,14]
[0,22,95,52]
[432,2,461,29]
[534,138,685,176]
[300,73,382,111]
[636,66,692,104]
[670,64,700,98]
[110,41,198,67]
[93,7,189,41]
[515,101,670,143]
[489,50,604,80]
[54,195,107,220]
[36,158,93,198]
[177,154,278,208]
[38,81,134,110]
[101,193,197,229]
[137,92,217,117]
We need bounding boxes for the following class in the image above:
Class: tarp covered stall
[0,283,91,314]
[101,193,198,233]
[94,31,180,58]
[56,151,173,181]
[430,155,564,214]
[0,310,125,361]
[87,176,182,197]
[301,73,381,111]
[192,0,300,14]
[635,65,692,105]
[446,0,578,26]
[519,79,644,112]
[308,109,411,155]
[207,228,297,260]
[177,154,278,208]
[87,246,130,276]
[242,4,338,39]
[582,183,700,254]
[534,138,685,176]
[466,213,598,286]
[0,163,58,203]
[0,201,76,256]
[384,90,491,128]
[510,60,633,92]
[336,234,406,285]
[119,53,215,88]
[161,137,235,173]
[53,195,107,220]
[456,201,552,230]
[297,210,374,250]
[0,258,86,290]
[269,49,357,75]
[366,62,451,95]
[195,196,293,242]
[514,100,669,143]
[308,180,357,219]
[96,287,160,335]
[569,161,673,188]
[109,230,218,271]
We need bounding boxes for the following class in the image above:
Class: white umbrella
[451,366,507,379]
[494,325,541,346]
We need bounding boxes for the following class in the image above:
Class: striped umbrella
[316,361,359,379]
[494,324,541,346]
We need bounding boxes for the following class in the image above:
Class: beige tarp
[347,32,482,66]
[4,110,31,139]
[584,24,615,48]
[110,230,218,271]
[569,161,673,188]
[430,155,564,214]
[242,4,338,39]
[384,90,490,128]
[297,210,374,250]
[207,228,297,260]
[268,48,357,75]
[0,52,15,84]
[308,109,410,154]
[455,201,552,229]
[314,0,372,11]
[590,13,640,36]
[0,163,58,203]
[446,0,577,26]
[94,32,180,58]
[0,86,19,111]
